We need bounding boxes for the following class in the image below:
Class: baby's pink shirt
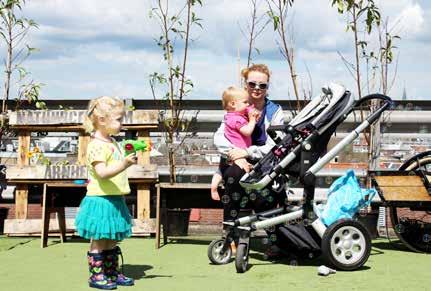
[224,111,252,149]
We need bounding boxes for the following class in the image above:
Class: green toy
[123,139,151,156]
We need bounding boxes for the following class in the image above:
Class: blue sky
[6,0,430,100]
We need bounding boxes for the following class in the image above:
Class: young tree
[0,0,43,140]
[266,0,301,111]
[332,0,381,168]
[377,19,400,96]
[332,0,381,100]
[149,0,202,184]
[368,18,400,169]
[239,0,270,68]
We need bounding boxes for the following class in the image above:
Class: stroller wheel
[321,219,371,271]
[235,243,249,273]
[208,239,232,265]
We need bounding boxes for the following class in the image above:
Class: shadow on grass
[164,237,214,246]
[370,247,385,256]
[47,237,90,247]
[249,251,325,267]
[371,240,411,252]
[0,238,35,251]
[248,253,372,272]
[123,264,173,279]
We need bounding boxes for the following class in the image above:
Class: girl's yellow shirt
[86,138,131,196]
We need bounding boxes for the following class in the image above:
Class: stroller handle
[354,93,393,124]
[355,93,392,106]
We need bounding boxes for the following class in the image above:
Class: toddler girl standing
[76,96,137,290]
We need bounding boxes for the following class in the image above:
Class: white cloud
[391,3,425,38]
[0,0,428,101]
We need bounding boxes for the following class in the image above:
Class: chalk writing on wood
[44,165,87,179]
[8,110,158,126]
[6,164,158,180]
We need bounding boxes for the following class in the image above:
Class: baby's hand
[124,153,138,167]
[248,109,260,122]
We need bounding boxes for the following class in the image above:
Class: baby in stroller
[208,83,392,273]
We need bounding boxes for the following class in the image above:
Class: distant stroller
[208,83,392,273]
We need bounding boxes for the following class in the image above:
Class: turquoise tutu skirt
[75,195,132,241]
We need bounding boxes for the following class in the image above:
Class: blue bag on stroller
[320,169,376,226]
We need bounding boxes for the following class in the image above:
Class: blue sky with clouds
[7,0,430,100]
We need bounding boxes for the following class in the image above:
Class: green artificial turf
[0,235,429,291]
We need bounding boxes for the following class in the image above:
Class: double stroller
[208,83,392,273]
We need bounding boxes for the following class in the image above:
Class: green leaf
[338,1,344,13]
[272,15,279,31]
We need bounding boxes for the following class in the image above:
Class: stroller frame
[208,84,392,273]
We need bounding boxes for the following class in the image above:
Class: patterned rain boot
[103,246,135,286]
[87,252,117,290]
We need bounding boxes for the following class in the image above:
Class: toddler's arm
[239,109,259,137]
[93,153,137,179]
[239,119,256,137]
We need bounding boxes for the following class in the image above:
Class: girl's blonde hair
[222,86,249,110]
[241,64,271,82]
[83,96,125,133]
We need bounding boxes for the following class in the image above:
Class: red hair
[241,64,271,82]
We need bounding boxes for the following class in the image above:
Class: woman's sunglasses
[247,81,268,90]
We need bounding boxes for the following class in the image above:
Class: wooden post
[17,131,30,166]
[16,131,30,219]
[137,184,151,220]
[41,183,49,248]
[78,133,90,165]
[15,184,28,219]
[137,130,151,165]
[156,183,161,248]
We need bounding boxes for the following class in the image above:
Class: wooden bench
[4,109,159,244]
[371,172,431,206]
[41,181,86,248]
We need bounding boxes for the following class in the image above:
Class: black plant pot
[166,209,191,236]
[358,212,379,239]
[0,207,9,234]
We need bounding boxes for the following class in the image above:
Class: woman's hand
[228,148,248,161]
[234,158,252,173]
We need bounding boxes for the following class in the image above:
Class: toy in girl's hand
[123,139,151,156]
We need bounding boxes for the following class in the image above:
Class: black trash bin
[358,210,379,239]
[0,207,9,234]
[166,209,191,236]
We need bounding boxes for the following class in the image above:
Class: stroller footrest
[240,175,272,190]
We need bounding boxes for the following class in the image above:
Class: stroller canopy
[289,83,354,135]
